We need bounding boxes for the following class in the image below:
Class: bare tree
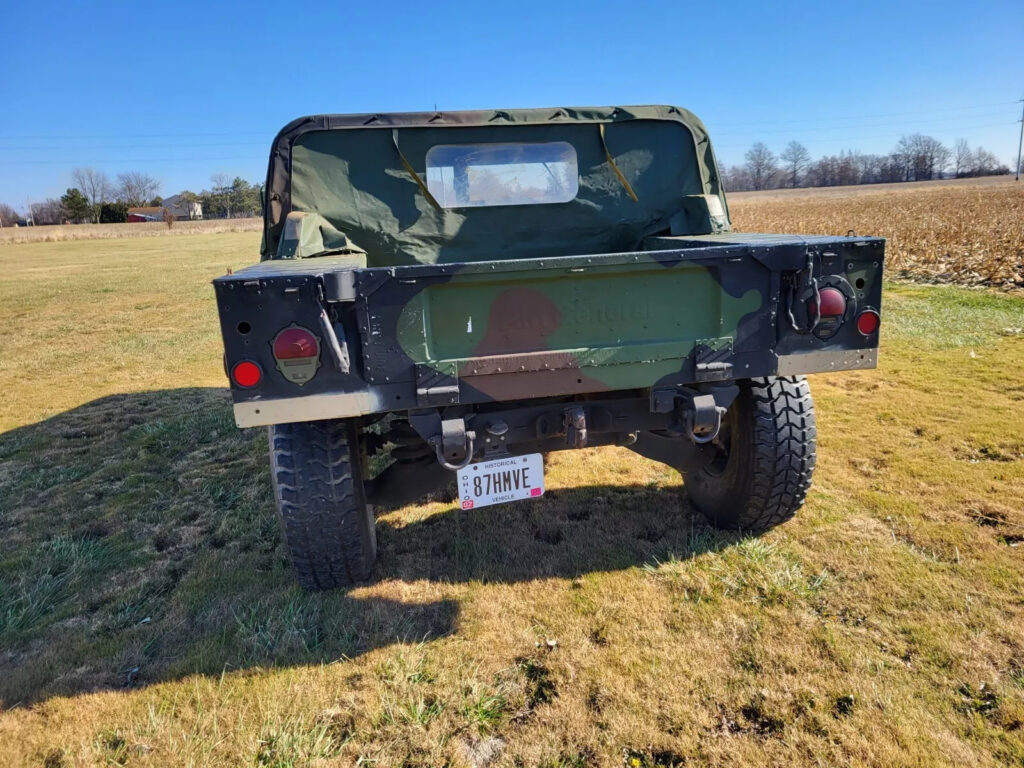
[779,141,810,188]
[895,134,949,181]
[117,171,160,207]
[933,141,952,179]
[970,147,1002,176]
[744,142,778,190]
[71,167,112,222]
[210,173,233,217]
[30,199,64,225]
[953,139,971,178]
[719,165,753,192]
[0,202,20,227]
[855,153,884,184]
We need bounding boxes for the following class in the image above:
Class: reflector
[857,310,880,336]
[231,360,262,388]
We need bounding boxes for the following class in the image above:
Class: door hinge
[415,364,460,406]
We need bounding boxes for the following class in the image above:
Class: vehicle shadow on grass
[0,387,736,706]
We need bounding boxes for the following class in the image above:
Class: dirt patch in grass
[955,440,1024,463]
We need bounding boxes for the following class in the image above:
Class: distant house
[163,194,203,221]
[126,206,165,223]
[126,197,202,223]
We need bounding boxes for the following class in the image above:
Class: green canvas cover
[263,106,730,267]
[276,211,367,261]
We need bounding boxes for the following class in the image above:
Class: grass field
[1,185,1023,767]
[0,217,261,245]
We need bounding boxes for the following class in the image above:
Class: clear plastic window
[425,142,578,208]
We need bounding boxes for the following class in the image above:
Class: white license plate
[457,453,544,510]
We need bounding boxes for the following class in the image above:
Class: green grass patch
[883,281,1024,348]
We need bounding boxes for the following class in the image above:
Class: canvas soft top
[262,105,731,266]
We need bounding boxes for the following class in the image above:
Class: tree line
[0,169,262,226]
[1,135,1015,226]
[722,134,1012,192]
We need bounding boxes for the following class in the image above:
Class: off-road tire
[687,376,816,531]
[269,419,376,590]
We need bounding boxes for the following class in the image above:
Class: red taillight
[273,327,318,359]
[857,309,880,336]
[810,287,847,317]
[272,325,321,386]
[231,360,262,388]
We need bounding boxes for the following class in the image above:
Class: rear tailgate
[363,248,777,405]
[215,236,883,426]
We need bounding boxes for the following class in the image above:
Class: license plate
[457,453,544,510]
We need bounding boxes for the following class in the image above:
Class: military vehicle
[213,106,883,590]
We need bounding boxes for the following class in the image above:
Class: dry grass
[730,178,1024,290]
[0,217,261,244]
[1,198,1023,766]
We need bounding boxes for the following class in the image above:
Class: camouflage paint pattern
[394,258,760,400]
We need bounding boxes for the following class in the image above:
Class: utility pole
[1017,98,1024,182]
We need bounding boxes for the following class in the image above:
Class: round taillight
[810,287,847,317]
[857,310,880,336]
[231,360,262,388]
[273,327,318,359]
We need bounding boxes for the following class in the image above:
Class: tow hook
[652,386,736,445]
[564,405,588,448]
[686,393,726,444]
[429,417,476,471]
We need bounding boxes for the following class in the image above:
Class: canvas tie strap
[598,123,639,202]
[392,130,442,210]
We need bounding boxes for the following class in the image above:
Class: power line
[0,130,272,140]
[714,121,1016,150]
[2,117,1015,162]
[3,110,1011,149]
[0,155,265,165]
[711,110,1018,136]
[0,140,269,151]
[709,99,1021,127]
[0,100,1018,140]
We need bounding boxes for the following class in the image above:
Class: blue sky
[1,0,1021,207]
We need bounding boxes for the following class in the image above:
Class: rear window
[425,142,578,208]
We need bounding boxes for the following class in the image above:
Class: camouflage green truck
[213,106,883,590]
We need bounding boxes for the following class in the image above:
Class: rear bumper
[233,389,384,428]
[776,347,877,376]
[232,347,878,428]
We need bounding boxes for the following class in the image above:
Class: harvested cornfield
[730,180,1024,290]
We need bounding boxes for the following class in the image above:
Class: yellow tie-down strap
[599,123,639,202]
